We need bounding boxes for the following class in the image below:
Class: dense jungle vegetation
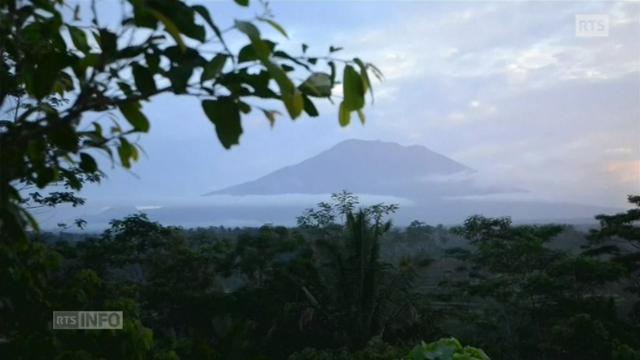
[1,192,638,359]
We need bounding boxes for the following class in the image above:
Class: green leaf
[69,27,89,53]
[329,61,336,84]
[273,50,311,70]
[117,46,146,60]
[35,167,57,188]
[49,121,78,151]
[282,89,304,119]
[239,41,276,63]
[145,51,160,72]
[238,44,258,63]
[262,109,280,127]
[53,71,75,95]
[281,64,295,72]
[338,101,350,127]
[98,29,118,58]
[192,5,215,29]
[235,20,261,40]
[302,96,319,117]
[132,4,158,28]
[119,101,150,132]
[166,66,193,94]
[76,53,99,75]
[27,139,46,163]
[117,138,135,168]
[257,17,288,38]
[202,98,242,149]
[130,144,139,161]
[251,41,272,61]
[329,45,343,53]
[263,61,302,119]
[235,21,272,61]
[132,63,157,97]
[79,153,98,172]
[149,9,185,51]
[32,52,68,99]
[368,63,385,81]
[235,22,301,119]
[354,57,373,102]
[162,5,205,42]
[357,109,365,124]
[299,72,332,97]
[163,46,206,67]
[342,65,365,111]
[192,5,230,56]
[201,54,227,82]
[118,82,133,97]
[73,4,80,20]
[234,0,249,6]
[238,101,251,114]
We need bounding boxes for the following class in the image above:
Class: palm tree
[311,210,418,348]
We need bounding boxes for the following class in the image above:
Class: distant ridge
[43,140,619,230]
[205,139,510,198]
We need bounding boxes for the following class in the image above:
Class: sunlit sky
[78,0,639,210]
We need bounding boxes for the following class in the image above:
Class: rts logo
[575,14,610,37]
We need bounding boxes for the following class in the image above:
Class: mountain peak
[205,139,476,197]
[332,138,440,153]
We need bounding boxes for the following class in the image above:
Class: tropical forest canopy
[1,192,639,359]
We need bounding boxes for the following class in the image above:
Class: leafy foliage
[408,338,490,360]
[587,195,640,325]
[2,192,639,359]
[444,210,639,359]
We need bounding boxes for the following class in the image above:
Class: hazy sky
[78,0,639,209]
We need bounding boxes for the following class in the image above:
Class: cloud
[606,160,640,184]
[605,147,635,156]
[444,100,498,126]
[136,205,163,211]
[76,1,640,212]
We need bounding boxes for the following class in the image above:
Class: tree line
[1,192,638,359]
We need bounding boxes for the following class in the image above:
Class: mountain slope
[42,140,618,229]
[206,139,510,198]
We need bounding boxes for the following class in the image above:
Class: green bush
[289,337,488,360]
[408,338,490,360]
